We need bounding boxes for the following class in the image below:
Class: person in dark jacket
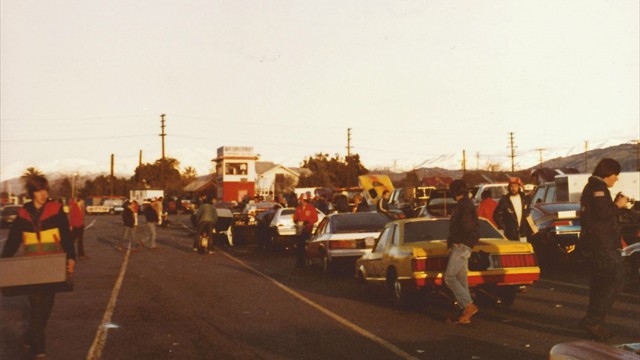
[376,190,394,219]
[194,196,218,254]
[118,201,144,251]
[579,158,629,340]
[493,177,531,241]
[445,179,479,324]
[144,199,160,249]
[352,194,369,213]
[1,175,76,359]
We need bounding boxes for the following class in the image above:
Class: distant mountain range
[376,142,638,184]
[2,143,637,195]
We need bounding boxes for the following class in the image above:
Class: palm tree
[20,167,44,187]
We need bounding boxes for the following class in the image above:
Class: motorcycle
[197,228,215,255]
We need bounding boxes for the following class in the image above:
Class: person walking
[69,197,87,258]
[445,179,480,324]
[1,175,76,359]
[118,201,144,251]
[493,177,532,241]
[477,190,498,227]
[194,195,218,254]
[144,199,159,249]
[579,158,629,340]
[293,196,318,268]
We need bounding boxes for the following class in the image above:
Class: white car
[305,212,390,273]
[269,207,325,249]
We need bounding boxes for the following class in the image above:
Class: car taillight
[329,241,357,249]
[412,257,448,272]
[493,254,538,268]
[553,220,573,227]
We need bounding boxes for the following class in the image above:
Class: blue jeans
[147,222,157,248]
[445,244,473,309]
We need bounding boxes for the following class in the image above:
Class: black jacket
[580,176,621,253]
[493,193,531,240]
[448,197,479,248]
[144,205,159,223]
[122,207,135,228]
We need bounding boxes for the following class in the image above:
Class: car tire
[321,251,332,274]
[496,285,517,307]
[355,270,369,294]
[387,269,409,307]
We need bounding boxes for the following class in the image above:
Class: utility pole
[160,114,166,189]
[462,149,467,177]
[110,154,114,197]
[508,132,516,174]
[584,140,589,173]
[476,152,480,170]
[139,150,143,167]
[346,128,352,157]
[536,148,545,168]
[346,128,353,187]
[633,139,640,171]
[160,114,166,161]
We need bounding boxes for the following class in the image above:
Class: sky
[1,0,639,182]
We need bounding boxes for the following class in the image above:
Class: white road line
[85,219,97,230]
[221,251,420,360]
[86,242,132,360]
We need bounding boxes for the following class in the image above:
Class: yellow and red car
[355,217,540,306]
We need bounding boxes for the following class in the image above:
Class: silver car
[269,207,325,249]
[305,212,390,273]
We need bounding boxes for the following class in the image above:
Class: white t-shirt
[510,194,522,226]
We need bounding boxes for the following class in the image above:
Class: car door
[307,217,329,261]
[367,225,394,279]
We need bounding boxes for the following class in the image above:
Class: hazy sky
[1,0,638,181]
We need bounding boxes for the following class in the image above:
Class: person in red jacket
[69,197,86,258]
[293,195,318,268]
[477,190,498,227]
[1,175,76,359]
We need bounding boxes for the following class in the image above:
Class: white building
[255,161,300,200]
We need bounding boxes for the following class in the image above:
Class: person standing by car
[69,197,87,258]
[376,190,394,219]
[144,199,159,249]
[579,158,628,341]
[293,196,318,268]
[493,177,531,242]
[1,175,76,359]
[352,194,369,213]
[194,195,218,254]
[445,179,480,324]
[477,190,498,227]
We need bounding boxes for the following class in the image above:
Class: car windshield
[332,214,388,234]
[403,219,503,243]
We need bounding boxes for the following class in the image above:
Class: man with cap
[493,177,532,242]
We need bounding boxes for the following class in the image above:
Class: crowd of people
[0,157,633,358]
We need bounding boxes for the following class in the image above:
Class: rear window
[332,213,388,234]
[403,219,502,244]
[281,209,295,216]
